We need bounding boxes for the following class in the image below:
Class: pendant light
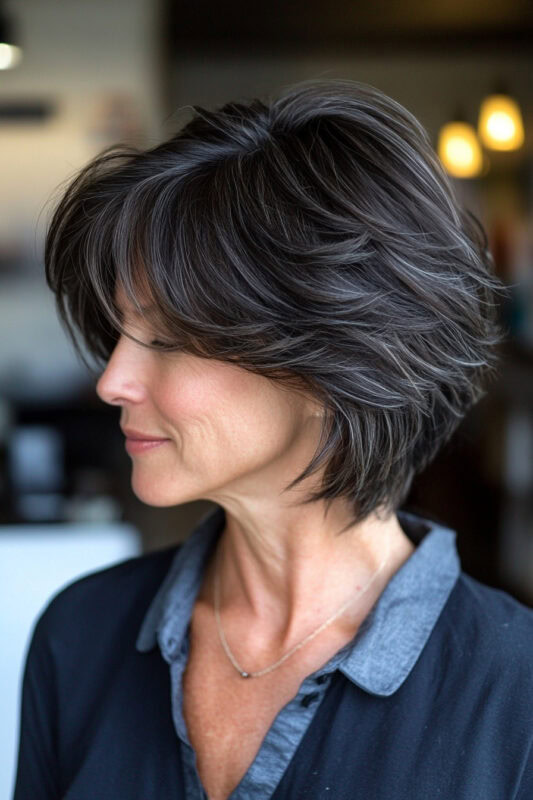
[478,81,524,152]
[0,6,22,70]
[437,103,485,179]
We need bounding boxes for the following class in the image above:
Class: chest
[180,596,347,800]
[182,639,304,800]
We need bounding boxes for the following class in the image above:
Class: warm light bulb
[437,121,483,178]
[0,43,22,69]
[478,94,524,151]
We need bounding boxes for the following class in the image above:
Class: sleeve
[11,607,61,800]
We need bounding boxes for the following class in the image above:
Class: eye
[150,339,177,350]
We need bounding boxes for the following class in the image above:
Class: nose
[96,335,147,407]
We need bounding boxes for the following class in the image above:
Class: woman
[13,78,532,799]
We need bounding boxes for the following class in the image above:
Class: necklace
[213,527,392,679]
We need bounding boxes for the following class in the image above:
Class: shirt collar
[136,505,460,697]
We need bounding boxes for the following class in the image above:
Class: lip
[121,427,170,455]
[125,438,169,455]
[121,427,169,441]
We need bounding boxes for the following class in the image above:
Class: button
[164,635,178,656]
[300,691,320,708]
[315,674,330,685]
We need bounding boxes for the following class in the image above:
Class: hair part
[44,77,510,533]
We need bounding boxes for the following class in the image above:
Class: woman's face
[95,285,321,508]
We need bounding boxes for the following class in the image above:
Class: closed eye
[150,339,183,352]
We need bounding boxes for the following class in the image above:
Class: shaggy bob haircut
[45,78,509,533]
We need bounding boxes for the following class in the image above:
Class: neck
[201,503,415,657]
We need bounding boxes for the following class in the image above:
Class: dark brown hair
[44,78,509,532]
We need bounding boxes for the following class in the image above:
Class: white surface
[1,522,142,800]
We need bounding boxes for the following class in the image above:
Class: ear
[307,399,325,419]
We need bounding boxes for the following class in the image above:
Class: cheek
[214,379,298,467]
[153,360,222,424]
[155,383,202,423]
[155,364,291,452]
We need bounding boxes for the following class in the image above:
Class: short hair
[44,77,509,533]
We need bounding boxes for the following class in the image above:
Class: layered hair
[45,78,509,532]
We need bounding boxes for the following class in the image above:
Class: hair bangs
[44,78,510,529]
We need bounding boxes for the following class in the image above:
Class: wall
[0,0,165,400]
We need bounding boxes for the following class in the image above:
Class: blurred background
[1,0,532,794]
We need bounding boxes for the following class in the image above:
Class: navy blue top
[12,505,533,799]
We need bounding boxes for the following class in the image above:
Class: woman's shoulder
[453,571,533,629]
[30,542,183,650]
[441,570,533,679]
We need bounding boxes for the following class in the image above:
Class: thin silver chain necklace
[213,529,392,679]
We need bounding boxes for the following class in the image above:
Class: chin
[130,473,199,508]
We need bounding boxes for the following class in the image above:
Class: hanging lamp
[437,102,485,179]
[478,80,524,152]
[0,6,22,70]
